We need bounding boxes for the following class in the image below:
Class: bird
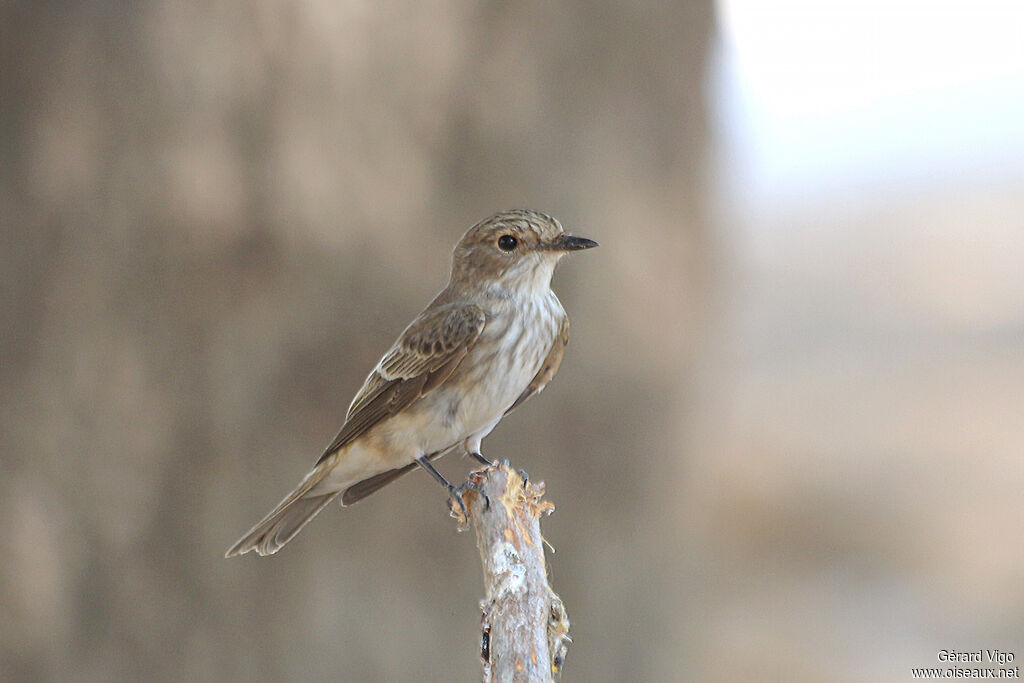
[225,209,597,557]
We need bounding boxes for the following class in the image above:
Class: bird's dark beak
[550,234,599,251]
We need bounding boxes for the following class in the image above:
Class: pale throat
[491,253,559,299]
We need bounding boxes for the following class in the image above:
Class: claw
[447,479,490,520]
[447,484,470,521]
[459,479,491,511]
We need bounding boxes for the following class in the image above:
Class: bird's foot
[447,479,490,521]
[517,468,530,487]
[461,479,491,510]
[488,458,526,485]
[447,483,469,522]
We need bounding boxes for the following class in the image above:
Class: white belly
[443,294,561,442]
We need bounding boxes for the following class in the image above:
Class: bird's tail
[225,468,340,558]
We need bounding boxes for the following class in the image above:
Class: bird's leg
[416,456,489,517]
[469,451,493,467]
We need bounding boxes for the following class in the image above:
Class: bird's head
[449,210,598,298]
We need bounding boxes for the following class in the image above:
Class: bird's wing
[505,315,569,415]
[316,301,487,464]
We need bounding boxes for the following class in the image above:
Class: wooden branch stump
[456,464,571,682]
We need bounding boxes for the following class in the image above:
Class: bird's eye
[497,234,518,252]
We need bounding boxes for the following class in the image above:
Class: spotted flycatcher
[226,210,597,557]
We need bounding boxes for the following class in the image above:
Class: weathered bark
[457,464,571,682]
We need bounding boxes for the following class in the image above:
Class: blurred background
[2,1,1022,680]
